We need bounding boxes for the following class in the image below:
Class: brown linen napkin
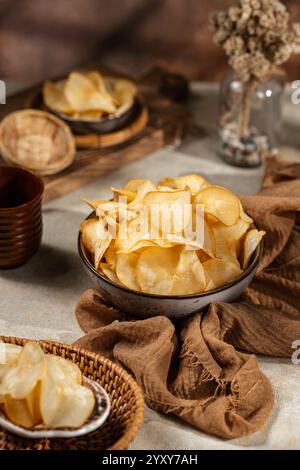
[74,157,300,439]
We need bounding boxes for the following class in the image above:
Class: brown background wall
[0,0,300,83]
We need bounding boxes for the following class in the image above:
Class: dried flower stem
[238,84,251,137]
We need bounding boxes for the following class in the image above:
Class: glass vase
[219,72,284,168]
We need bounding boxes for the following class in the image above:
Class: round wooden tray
[0,336,144,450]
[75,103,148,149]
[0,109,76,176]
[27,90,148,149]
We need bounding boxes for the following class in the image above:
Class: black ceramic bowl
[31,76,140,135]
[48,97,140,135]
[78,215,262,319]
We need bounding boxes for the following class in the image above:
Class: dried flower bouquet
[211,0,300,163]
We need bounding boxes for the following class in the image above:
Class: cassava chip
[241,229,265,270]
[40,354,94,429]
[115,210,149,254]
[158,174,209,194]
[143,187,191,235]
[116,253,139,291]
[39,360,61,427]
[43,80,73,114]
[4,395,36,428]
[64,72,116,114]
[111,187,136,203]
[136,246,181,295]
[196,250,211,263]
[213,219,250,262]
[117,239,154,254]
[239,201,253,224]
[172,250,206,295]
[112,179,155,204]
[112,78,137,116]
[117,237,178,254]
[43,383,95,429]
[104,241,117,270]
[1,343,95,430]
[128,180,156,207]
[203,259,243,290]
[203,219,216,257]
[50,356,82,385]
[100,263,120,284]
[25,383,42,425]
[124,179,152,193]
[43,71,137,121]
[85,71,116,107]
[82,199,107,210]
[205,213,220,226]
[0,342,45,400]
[80,218,99,253]
[0,343,22,366]
[195,186,240,226]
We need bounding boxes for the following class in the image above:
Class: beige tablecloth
[0,82,300,449]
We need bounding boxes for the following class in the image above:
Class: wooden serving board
[0,68,189,203]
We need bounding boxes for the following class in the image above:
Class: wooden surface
[0,70,189,203]
[74,104,149,149]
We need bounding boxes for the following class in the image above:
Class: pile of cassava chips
[43,70,137,121]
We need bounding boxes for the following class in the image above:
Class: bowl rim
[78,212,262,300]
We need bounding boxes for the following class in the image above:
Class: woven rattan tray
[0,336,144,450]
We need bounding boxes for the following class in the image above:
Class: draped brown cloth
[74,157,300,439]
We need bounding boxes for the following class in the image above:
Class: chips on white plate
[0,341,95,430]
[194,185,241,227]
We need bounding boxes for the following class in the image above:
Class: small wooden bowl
[0,110,76,176]
[47,97,139,136]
